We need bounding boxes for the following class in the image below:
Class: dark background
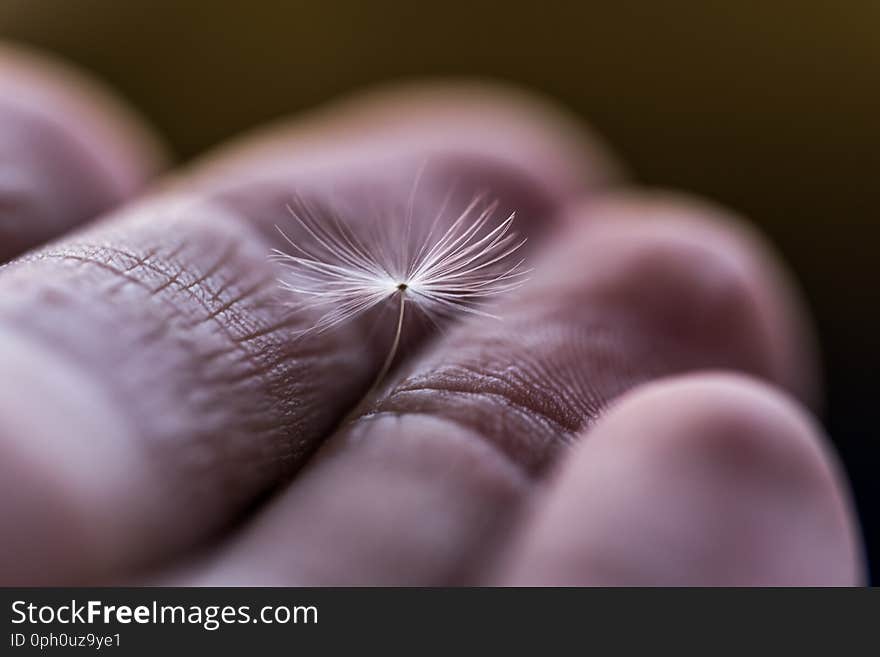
[1,1,876,579]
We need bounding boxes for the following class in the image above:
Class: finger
[0,83,617,584]
[182,191,819,585]
[498,373,864,586]
[0,42,166,261]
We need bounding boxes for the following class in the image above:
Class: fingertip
[549,189,821,409]
[0,41,168,197]
[501,373,864,586]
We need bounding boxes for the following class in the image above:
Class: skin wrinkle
[444,364,578,434]
[0,203,375,564]
[36,237,281,355]
[374,325,589,472]
[13,245,298,446]
[375,386,567,472]
[360,215,782,479]
[388,364,577,438]
[370,326,650,474]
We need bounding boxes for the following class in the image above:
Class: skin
[0,44,865,585]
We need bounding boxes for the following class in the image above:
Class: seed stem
[339,290,407,428]
[367,289,407,399]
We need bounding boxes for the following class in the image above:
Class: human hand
[0,44,863,585]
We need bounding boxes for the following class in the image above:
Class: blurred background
[1,1,876,579]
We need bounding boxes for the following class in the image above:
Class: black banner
[1,588,875,654]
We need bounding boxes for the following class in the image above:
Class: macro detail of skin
[0,197,376,578]
[0,155,561,583]
[363,216,778,478]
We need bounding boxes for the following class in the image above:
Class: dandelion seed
[271,191,530,394]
